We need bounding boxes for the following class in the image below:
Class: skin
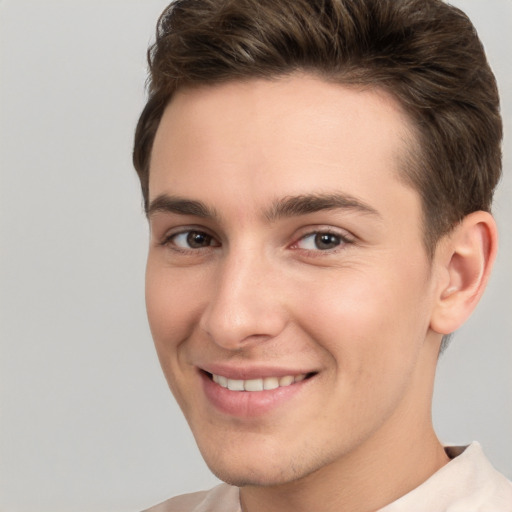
[145,74,497,512]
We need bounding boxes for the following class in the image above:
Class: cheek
[145,262,204,358]
[145,263,205,410]
[292,260,432,371]
[291,268,432,431]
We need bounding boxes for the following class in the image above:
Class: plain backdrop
[0,1,511,511]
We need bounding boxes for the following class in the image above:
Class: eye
[167,230,220,250]
[295,231,347,251]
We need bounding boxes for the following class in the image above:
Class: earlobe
[430,211,498,335]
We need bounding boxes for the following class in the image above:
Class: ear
[430,211,498,335]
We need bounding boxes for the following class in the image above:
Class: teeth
[279,375,294,386]
[263,377,279,390]
[211,373,308,392]
[245,378,264,391]
[227,379,244,391]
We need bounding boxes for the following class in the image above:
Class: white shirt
[144,442,512,512]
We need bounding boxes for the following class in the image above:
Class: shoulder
[379,442,512,512]
[443,442,512,510]
[142,483,240,512]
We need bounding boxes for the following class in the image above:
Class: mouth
[199,367,318,416]
[206,371,314,392]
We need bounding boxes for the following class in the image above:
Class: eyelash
[290,229,353,254]
[160,227,354,255]
[160,229,219,254]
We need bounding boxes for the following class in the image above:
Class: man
[133,0,512,510]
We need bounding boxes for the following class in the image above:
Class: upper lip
[199,363,317,381]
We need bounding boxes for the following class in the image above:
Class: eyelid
[159,226,221,250]
[289,226,355,252]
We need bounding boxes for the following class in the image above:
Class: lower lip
[201,372,311,417]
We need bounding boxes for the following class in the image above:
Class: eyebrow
[147,192,380,221]
[264,193,380,221]
[147,195,218,219]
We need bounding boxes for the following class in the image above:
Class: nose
[199,248,288,350]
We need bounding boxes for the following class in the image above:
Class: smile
[201,369,316,416]
[211,373,307,392]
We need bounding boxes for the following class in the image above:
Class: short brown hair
[133,0,502,255]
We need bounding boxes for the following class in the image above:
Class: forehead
[149,74,417,219]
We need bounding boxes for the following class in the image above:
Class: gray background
[0,1,510,511]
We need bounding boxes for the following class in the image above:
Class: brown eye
[296,232,344,251]
[314,233,341,250]
[186,231,213,248]
[168,230,219,249]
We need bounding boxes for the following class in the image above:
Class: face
[146,74,441,488]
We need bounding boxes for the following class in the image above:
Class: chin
[197,438,329,489]
[206,461,303,488]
